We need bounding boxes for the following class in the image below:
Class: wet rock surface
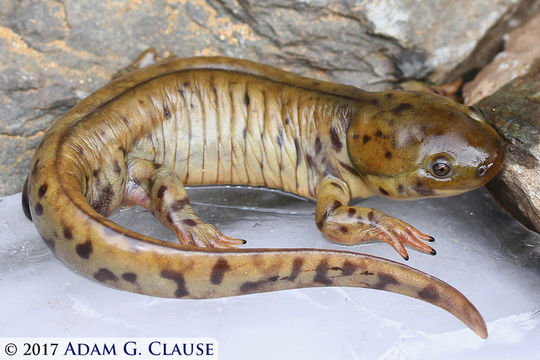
[0,0,538,195]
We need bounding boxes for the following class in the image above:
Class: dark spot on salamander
[329,127,342,152]
[92,169,100,177]
[183,81,190,87]
[369,98,379,106]
[94,268,118,283]
[362,135,371,144]
[339,225,349,234]
[348,208,356,217]
[306,154,315,169]
[294,138,302,166]
[373,272,399,289]
[375,130,388,139]
[418,284,439,302]
[160,269,189,297]
[361,270,374,276]
[285,115,291,125]
[342,261,356,276]
[38,183,48,198]
[243,127,248,139]
[170,198,190,213]
[379,187,389,196]
[338,161,358,175]
[113,160,122,175]
[122,272,137,283]
[397,184,405,193]
[384,151,392,159]
[34,203,43,216]
[163,104,171,119]
[210,258,230,285]
[315,137,322,154]
[268,275,279,282]
[75,240,93,259]
[314,260,332,285]
[288,258,304,282]
[276,133,283,147]
[368,211,375,223]
[392,103,413,115]
[414,182,435,196]
[157,185,167,198]
[63,225,73,240]
[92,184,114,215]
[240,279,266,293]
[182,219,197,227]
[243,92,250,107]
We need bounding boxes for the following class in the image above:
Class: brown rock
[463,13,540,105]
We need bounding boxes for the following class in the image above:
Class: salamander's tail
[196,250,489,339]
[28,173,488,338]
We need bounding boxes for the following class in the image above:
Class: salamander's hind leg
[124,158,245,248]
[315,176,435,260]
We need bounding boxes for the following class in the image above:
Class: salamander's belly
[126,70,354,198]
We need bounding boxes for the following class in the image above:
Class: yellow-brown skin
[22,51,503,339]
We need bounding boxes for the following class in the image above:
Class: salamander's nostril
[477,165,487,177]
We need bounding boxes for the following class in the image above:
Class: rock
[0,0,537,195]
[463,13,540,105]
[475,59,540,233]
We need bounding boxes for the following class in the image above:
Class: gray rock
[0,0,537,195]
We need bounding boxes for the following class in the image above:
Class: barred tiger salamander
[22,50,503,338]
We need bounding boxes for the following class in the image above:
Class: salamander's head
[346,91,504,199]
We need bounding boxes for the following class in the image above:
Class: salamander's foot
[175,223,246,248]
[373,214,435,260]
[314,176,435,259]
[124,158,246,249]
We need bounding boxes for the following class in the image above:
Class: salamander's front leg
[124,158,245,248]
[315,176,435,260]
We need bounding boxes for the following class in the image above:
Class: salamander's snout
[466,106,504,183]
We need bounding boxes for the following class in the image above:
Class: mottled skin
[22,51,503,339]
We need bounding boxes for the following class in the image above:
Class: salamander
[22,49,503,338]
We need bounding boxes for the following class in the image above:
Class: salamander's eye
[430,158,452,178]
